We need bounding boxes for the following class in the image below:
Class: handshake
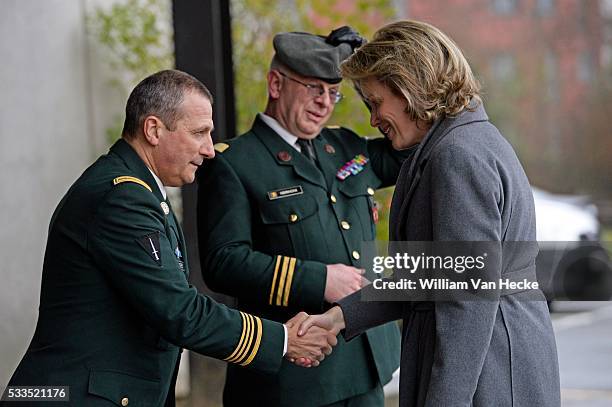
[283,263,366,367]
[284,306,346,368]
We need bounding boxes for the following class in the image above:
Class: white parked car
[533,188,611,300]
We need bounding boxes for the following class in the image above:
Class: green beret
[273,26,365,84]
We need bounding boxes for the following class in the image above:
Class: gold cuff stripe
[112,176,152,192]
[232,314,255,364]
[229,314,253,363]
[269,256,297,306]
[268,255,282,305]
[241,316,263,366]
[282,257,297,306]
[276,257,290,306]
[224,312,249,363]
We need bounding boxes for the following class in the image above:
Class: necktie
[296,138,317,164]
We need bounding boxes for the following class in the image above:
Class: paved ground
[552,301,612,406]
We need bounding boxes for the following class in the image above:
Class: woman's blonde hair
[341,20,481,123]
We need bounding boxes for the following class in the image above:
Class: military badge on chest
[371,199,380,224]
[336,154,369,180]
[160,201,170,215]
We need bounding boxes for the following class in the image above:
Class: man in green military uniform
[197,28,407,406]
[3,70,336,407]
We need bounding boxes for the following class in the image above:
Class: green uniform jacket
[197,116,404,406]
[5,139,284,407]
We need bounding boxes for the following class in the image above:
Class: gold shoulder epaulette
[112,176,152,192]
[214,142,230,153]
[326,125,341,129]
[224,311,263,367]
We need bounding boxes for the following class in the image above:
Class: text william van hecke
[373,278,539,290]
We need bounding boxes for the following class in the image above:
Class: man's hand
[284,312,338,367]
[324,264,368,303]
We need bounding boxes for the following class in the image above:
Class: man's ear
[142,116,163,146]
[267,70,282,99]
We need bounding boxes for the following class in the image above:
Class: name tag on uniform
[267,185,304,200]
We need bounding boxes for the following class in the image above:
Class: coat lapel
[252,117,327,189]
[392,104,489,240]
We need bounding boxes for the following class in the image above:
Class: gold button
[330,194,337,203]
[121,397,129,406]
[289,214,298,223]
[352,250,360,260]
[341,221,350,230]
[367,187,375,196]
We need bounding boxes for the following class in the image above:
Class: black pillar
[173,0,236,294]
[172,1,236,405]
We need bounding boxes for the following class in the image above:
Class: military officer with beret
[197,27,409,406]
[3,70,336,407]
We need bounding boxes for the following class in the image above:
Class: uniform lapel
[165,198,189,277]
[312,134,342,190]
[252,117,327,190]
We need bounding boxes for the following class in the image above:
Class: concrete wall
[0,0,121,391]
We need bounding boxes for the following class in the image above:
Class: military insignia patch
[175,246,185,273]
[137,231,162,265]
[160,202,170,215]
[324,144,336,154]
[277,151,292,162]
[336,154,369,180]
[267,185,304,200]
[372,200,380,224]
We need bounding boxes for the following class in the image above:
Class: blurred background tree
[88,0,182,217]
[88,0,174,144]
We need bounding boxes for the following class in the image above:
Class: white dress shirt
[259,113,304,152]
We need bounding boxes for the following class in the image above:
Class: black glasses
[277,71,343,104]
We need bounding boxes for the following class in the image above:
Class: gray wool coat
[338,103,561,407]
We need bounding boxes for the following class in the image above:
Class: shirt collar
[258,113,302,152]
[147,168,167,200]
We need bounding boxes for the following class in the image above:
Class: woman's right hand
[297,306,346,337]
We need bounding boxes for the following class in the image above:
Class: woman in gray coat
[297,20,560,406]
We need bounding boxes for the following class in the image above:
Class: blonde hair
[341,20,481,123]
